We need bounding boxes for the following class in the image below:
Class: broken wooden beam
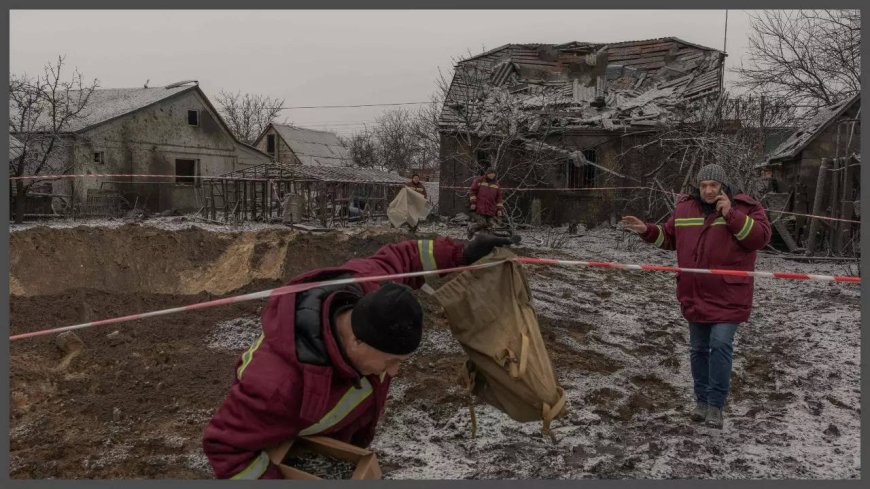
[772,220,799,252]
[266,436,382,480]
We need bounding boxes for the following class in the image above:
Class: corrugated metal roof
[271,124,351,167]
[220,161,406,184]
[285,164,406,183]
[12,85,197,134]
[9,134,23,160]
[767,94,860,162]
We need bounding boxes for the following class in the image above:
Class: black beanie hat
[351,282,423,355]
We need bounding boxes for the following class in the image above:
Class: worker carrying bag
[432,247,568,440]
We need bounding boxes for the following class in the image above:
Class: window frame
[175,158,199,187]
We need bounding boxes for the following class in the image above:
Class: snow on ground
[206,317,262,352]
[373,221,861,479]
[11,216,861,478]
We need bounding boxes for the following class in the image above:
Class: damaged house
[757,94,860,254]
[437,37,726,225]
[252,123,352,167]
[10,81,272,217]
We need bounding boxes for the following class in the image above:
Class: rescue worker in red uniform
[406,174,428,233]
[467,167,504,239]
[202,233,513,479]
[621,164,771,429]
[407,174,428,199]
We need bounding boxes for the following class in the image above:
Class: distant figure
[406,174,428,199]
[621,164,771,430]
[467,167,504,239]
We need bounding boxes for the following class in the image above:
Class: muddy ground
[8,218,861,479]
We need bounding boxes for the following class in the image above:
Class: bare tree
[341,104,442,176]
[342,127,379,169]
[734,10,860,112]
[372,109,417,174]
[9,55,98,223]
[616,92,799,219]
[435,54,577,222]
[214,90,285,145]
[410,92,448,177]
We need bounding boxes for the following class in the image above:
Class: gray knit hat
[695,164,729,187]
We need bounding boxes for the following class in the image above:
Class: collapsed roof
[439,37,725,133]
[765,93,860,163]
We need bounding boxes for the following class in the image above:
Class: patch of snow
[206,317,262,352]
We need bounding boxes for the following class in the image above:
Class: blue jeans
[688,322,738,408]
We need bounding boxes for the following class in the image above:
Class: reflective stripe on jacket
[640,193,771,323]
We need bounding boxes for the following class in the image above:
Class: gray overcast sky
[10,10,759,138]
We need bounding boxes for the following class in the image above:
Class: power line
[276,101,431,110]
[295,121,377,127]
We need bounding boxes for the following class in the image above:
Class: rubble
[440,38,725,133]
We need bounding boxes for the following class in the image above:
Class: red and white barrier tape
[10,173,227,180]
[440,185,668,193]
[9,173,408,186]
[767,209,860,224]
[10,173,861,225]
[9,256,859,342]
[8,261,504,342]
[515,257,861,283]
[446,185,860,224]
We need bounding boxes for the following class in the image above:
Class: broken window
[567,150,597,188]
[93,151,105,164]
[175,159,198,186]
[582,150,596,187]
[187,110,199,126]
[476,150,490,174]
[267,134,276,154]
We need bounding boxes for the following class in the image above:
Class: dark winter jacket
[202,237,466,479]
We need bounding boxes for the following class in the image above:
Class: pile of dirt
[8,224,410,297]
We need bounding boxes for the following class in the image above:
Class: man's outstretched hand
[620,216,647,234]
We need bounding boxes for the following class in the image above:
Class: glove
[463,233,515,264]
[470,204,476,211]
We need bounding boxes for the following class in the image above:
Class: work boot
[690,401,708,422]
[705,406,724,429]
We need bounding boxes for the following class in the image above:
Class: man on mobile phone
[620,164,771,429]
